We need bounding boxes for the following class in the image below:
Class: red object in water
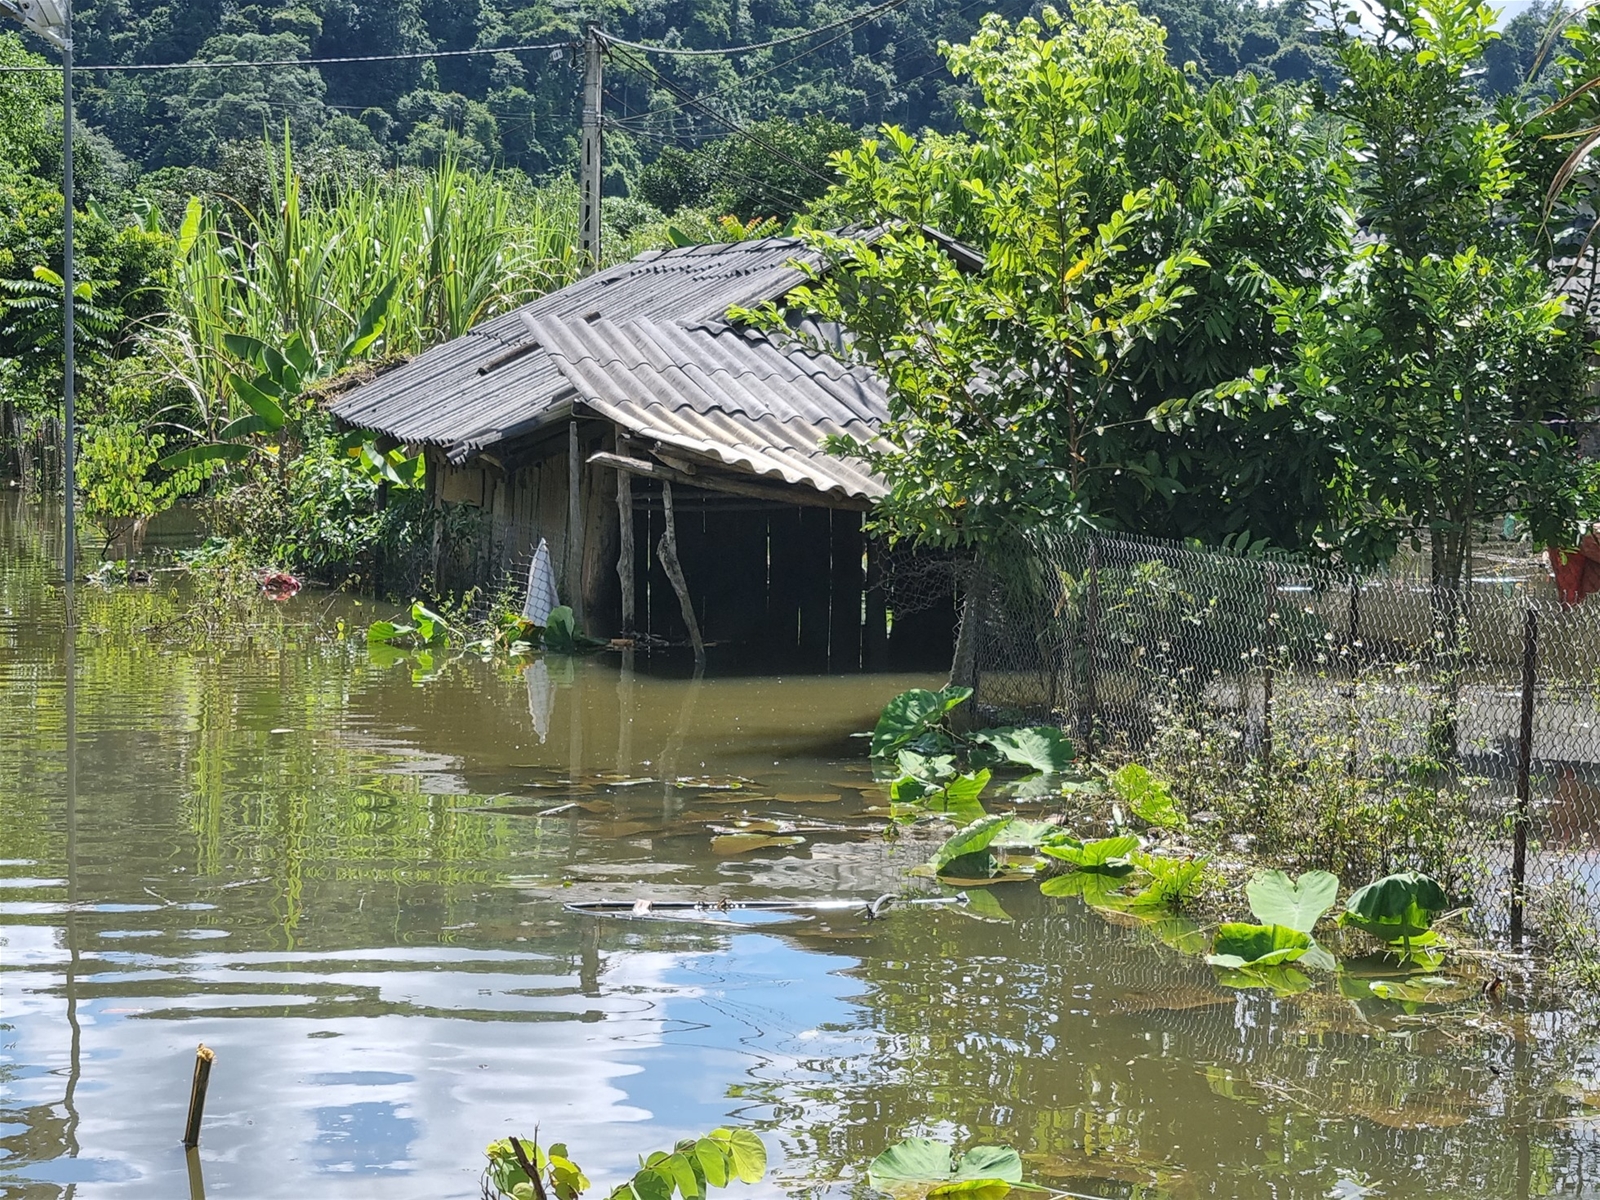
[261,571,302,601]
[1548,533,1600,606]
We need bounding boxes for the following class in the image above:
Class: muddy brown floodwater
[5,494,1600,1200]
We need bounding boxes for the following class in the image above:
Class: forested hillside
[34,0,1345,189]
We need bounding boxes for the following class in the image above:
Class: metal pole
[1083,536,1101,752]
[61,9,75,585]
[580,25,603,271]
[1511,605,1537,943]
[1261,567,1277,767]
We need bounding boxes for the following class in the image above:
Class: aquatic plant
[1107,764,1186,831]
[1338,871,1452,950]
[871,686,975,758]
[866,1138,1024,1200]
[485,1128,765,1200]
[1124,853,1208,910]
[1245,869,1339,936]
[367,600,452,648]
[1039,834,1141,876]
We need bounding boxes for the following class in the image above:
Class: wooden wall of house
[424,437,955,671]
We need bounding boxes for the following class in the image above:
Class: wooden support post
[1511,605,1538,943]
[566,420,583,624]
[181,1044,215,1149]
[865,537,888,670]
[615,435,635,633]
[656,480,706,669]
[829,510,864,671]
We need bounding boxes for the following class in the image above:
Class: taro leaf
[1039,870,1129,907]
[958,889,1013,923]
[871,687,972,758]
[1214,964,1312,996]
[925,770,991,824]
[889,776,932,805]
[899,749,958,783]
[1339,872,1449,944]
[970,726,1075,774]
[1108,764,1186,830]
[1126,855,1206,909]
[710,834,805,855]
[409,601,449,643]
[938,851,998,880]
[997,819,1073,849]
[1205,922,1312,969]
[722,1129,766,1184]
[1150,915,1210,956]
[930,814,1012,872]
[545,606,579,653]
[1038,834,1140,875]
[1245,869,1339,935]
[867,1138,1021,1200]
[366,619,414,645]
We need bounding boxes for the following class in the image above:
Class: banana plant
[159,278,398,470]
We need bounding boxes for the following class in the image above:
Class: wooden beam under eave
[587,451,872,512]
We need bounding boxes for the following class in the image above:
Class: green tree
[761,3,1350,552]
[1268,0,1594,584]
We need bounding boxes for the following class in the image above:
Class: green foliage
[484,1128,765,1200]
[1254,0,1595,577]
[1108,763,1185,830]
[866,1138,1023,1200]
[1338,872,1451,946]
[634,115,859,222]
[1038,833,1141,875]
[1125,853,1207,909]
[77,421,208,554]
[367,600,452,648]
[1205,921,1312,969]
[870,686,973,758]
[761,1,1350,553]
[1244,869,1339,935]
[929,813,1015,876]
[969,727,1076,774]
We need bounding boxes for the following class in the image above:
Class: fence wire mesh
[967,529,1600,961]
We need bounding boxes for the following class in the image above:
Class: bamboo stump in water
[656,481,706,670]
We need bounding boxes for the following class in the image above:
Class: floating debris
[711,833,806,855]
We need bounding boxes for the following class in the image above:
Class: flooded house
[327,236,957,670]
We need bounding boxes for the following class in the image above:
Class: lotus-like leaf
[1338,872,1449,943]
[930,814,1013,873]
[970,726,1076,774]
[1205,922,1312,969]
[867,1138,1022,1200]
[1108,764,1186,830]
[1038,834,1140,875]
[1245,869,1339,934]
[871,687,973,758]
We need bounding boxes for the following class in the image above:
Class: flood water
[6,494,1600,1200]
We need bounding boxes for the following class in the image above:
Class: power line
[598,0,910,57]
[612,120,817,210]
[607,43,837,190]
[0,38,572,73]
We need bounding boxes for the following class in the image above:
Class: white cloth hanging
[520,538,560,626]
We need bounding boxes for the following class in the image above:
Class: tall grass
[151,137,584,437]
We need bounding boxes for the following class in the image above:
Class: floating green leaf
[867,1138,1022,1200]
[1038,833,1140,875]
[1245,869,1339,935]
[1205,922,1312,969]
[930,814,1013,873]
[1127,853,1206,909]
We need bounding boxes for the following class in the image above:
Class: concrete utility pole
[580,23,603,271]
[1,0,73,582]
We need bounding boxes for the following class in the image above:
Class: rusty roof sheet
[328,236,840,465]
[524,315,889,501]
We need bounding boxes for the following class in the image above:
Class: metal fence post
[1511,605,1538,943]
[1261,567,1277,767]
[1082,536,1102,753]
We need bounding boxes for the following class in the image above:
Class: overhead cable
[598,0,909,56]
[0,38,572,73]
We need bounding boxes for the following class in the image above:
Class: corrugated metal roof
[525,315,889,501]
[328,236,845,467]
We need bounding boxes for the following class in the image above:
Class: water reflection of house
[327,237,955,669]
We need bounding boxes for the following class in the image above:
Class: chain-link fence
[965,529,1600,960]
